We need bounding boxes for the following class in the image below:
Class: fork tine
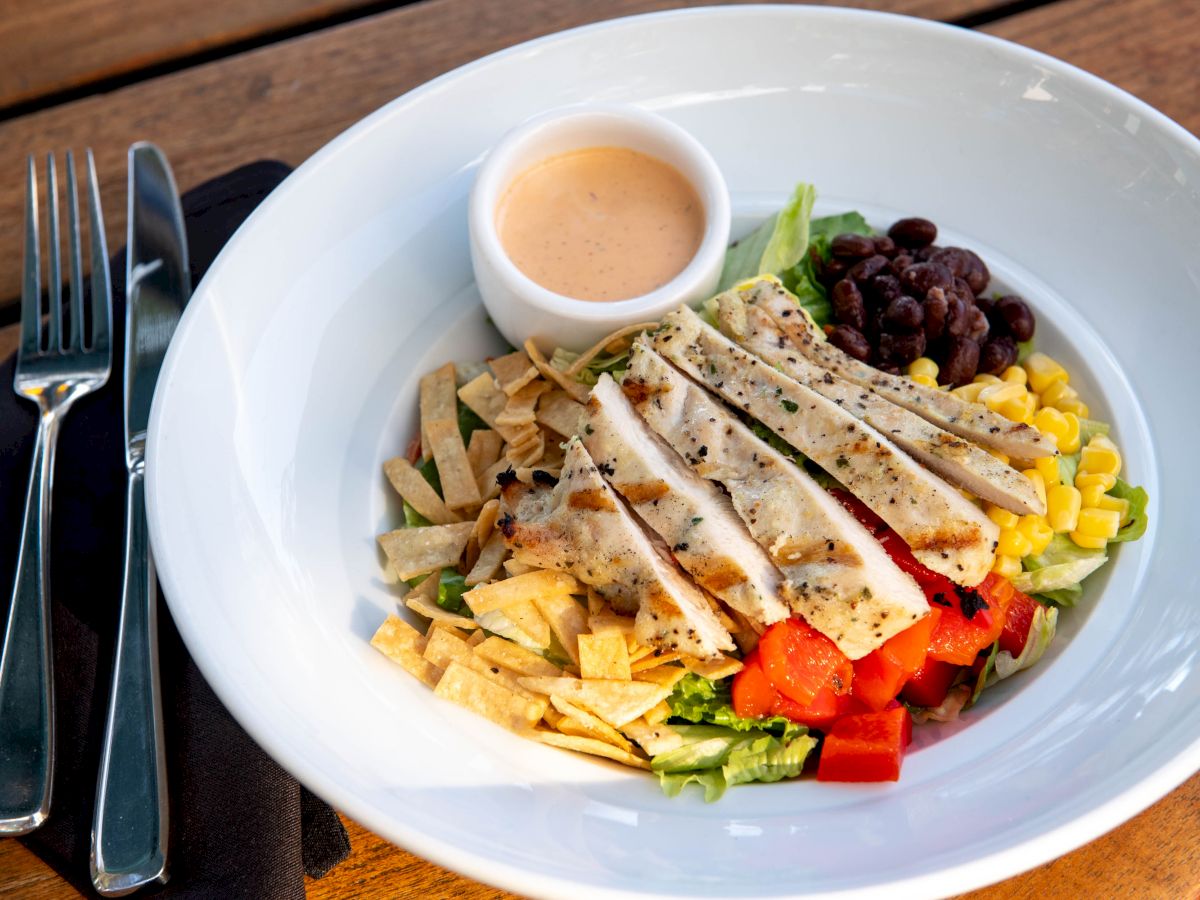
[65,151,85,352]
[20,156,40,360]
[45,153,61,353]
[85,150,112,354]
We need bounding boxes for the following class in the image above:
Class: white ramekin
[468,104,731,352]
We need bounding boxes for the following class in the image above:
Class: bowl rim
[147,5,1200,898]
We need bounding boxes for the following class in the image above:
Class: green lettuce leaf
[667,674,804,740]
[1036,584,1084,607]
[651,723,815,802]
[995,603,1058,679]
[779,211,873,326]
[723,732,817,788]
[403,456,443,527]
[718,183,816,291]
[1107,478,1150,543]
[435,569,471,616]
[658,769,727,802]
[1016,534,1107,605]
[550,345,631,387]
[1078,418,1111,445]
[403,502,432,528]
[969,641,1000,705]
[1057,452,1080,486]
[458,402,488,443]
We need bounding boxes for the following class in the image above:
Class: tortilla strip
[517,676,669,728]
[643,700,672,726]
[563,322,659,377]
[426,418,482,510]
[621,718,685,756]
[466,429,504,480]
[474,636,561,678]
[378,522,473,580]
[630,651,681,673]
[632,665,689,691]
[435,662,543,733]
[496,380,550,428]
[577,633,632,681]
[405,593,480,630]
[506,431,545,468]
[383,457,460,525]
[536,390,586,439]
[370,615,442,688]
[503,558,537,577]
[478,457,513,502]
[465,531,507,585]
[532,730,650,769]
[531,591,588,666]
[489,350,541,396]
[463,570,579,616]
[524,338,590,403]
[551,696,634,752]
[682,654,745,681]
[505,599,552,649]
[419,363,457,461]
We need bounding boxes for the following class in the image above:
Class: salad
[370,182,1149,800]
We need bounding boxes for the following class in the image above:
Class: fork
[0,151,112,834]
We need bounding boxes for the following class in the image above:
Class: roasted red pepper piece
[900,658,962,708]
[816,707,912,782]
[999,587,1042,657]
[926,573,1014,666]
[758,618,853,707]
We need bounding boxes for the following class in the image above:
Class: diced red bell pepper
[758,618,853,707]
[731,650,777,719]
[999,588,1042,657]
[816,707,912,782]
[851,608,942,712]
[771,684,862,727]
[900,658,961,708]
[926,573,1014,666]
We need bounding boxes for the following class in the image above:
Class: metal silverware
[90,142,189,896]
[0,150,113,834]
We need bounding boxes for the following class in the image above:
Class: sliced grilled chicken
[722,297,1046,516]
[498,438,734,658]
[583,374,790,627]
[624,340,929,659]
[652,306,999,586]
[743,278,1057,459]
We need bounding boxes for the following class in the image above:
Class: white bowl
[146,7,1200,898]
[468,104,731,350]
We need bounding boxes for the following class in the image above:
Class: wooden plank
[0,0,1002,314]
[0,0,379,109]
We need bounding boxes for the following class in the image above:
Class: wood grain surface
[0,0,1001,315]
[1,0,1198,898]
[0,0,381,110]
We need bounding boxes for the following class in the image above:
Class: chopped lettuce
[1057,452,1080,486]
[748,419,807,464]
[995,604,1058,680]
[550,345,630,387]
[969,641,1000,705]
[1108,478,1150,543]
[458,402,488,442]
[403,456,443,527]
[1078,418,1111,445]
[435,569,471,616]
[667,674,806,740]
[1014,534,1107,601]
[780,211,873,326]
[718,183,816,291]
[652,723,817,802]
[910,683,971,724]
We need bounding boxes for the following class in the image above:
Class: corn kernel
[1069,530,1109,550]
[992,554,1023,580]
[1097,493,1131,524]
[986,447,1011,466]
[979,382,1025,409]
[1017,515,1055,556]
[1047,484,1082,533]
[997,527,1033,558]
[950,382,987,403]
[1076,507,1120,539]
[1058,412,1082,454]
[1021,469,1048,508]
[1076,471,1117,492]
[1080,443,1122,477]
[1025,352,1069,394]
[1056,398,1090,419]
[997,392,1037,424]
[1001,365,1028,386]
[1034,455,1061,488]
[1040,379,1077,410]
[910,373,939,389]
[987,504,1020,530]
[908,357,939,380]
[974,373,1002,385]
[1089,433,1119,452]
[1079,483,1107,508]
[1033,407,1069,446]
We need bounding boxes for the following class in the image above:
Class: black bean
[979,335,1019,375]
[994,295,1036,342]
[974,295,995,317]
[831,279,867,331]
[831,233,876,260]
[888,217,938,249]
[818,257,849,290]
[914,245,941,262]
[950,277,975,306]
[965,305,990,343]
[889,253,914,276]
[868,274,904,307]
[873,235,898,258]
[940,337,981,386]
[875,362,902,376]
[924,287,949,341]
[878,331,927,366]
[945,296,974,338]
[900,261,954,295]
[884,295,924,331]
[848,254,890,284]
[931,247,990,295]
[828,325,872,361]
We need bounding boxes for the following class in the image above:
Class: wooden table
[0,0,1197,896]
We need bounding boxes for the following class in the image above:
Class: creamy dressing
[496,146,705,302]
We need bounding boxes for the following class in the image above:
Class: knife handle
[91,469,169,896]
[0,414,58,834]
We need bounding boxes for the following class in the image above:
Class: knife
[91,143,190,897]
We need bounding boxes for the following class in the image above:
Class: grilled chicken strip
[498,438,734,658]
[652,306,999,586]
[744,279,1057,460]
[624,340,929,659]
[722,297,1046,516]
[583,374,790,627]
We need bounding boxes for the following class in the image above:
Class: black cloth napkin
[0,161,351,897]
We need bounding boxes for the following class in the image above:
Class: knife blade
[91,142,189,897]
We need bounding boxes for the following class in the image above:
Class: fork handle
[91,469,169,896]
[0,413,59,834]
